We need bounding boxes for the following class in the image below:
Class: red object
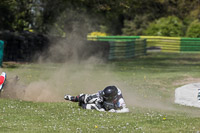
[0,76,5,85]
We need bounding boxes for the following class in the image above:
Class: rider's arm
[109,98,129,113]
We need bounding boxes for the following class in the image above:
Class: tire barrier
[87,36,147,60]
[108,40,147,60]
[180,38,200,53]
[140,36,200,53]
[140,36,181,53]
[88,35,200,55]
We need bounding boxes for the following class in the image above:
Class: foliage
[0,0,35,32]
[0,0,199,36]
[144,16,184,37]
[88,32,107,36]
[37,0,199,36]
[186,20,200,38]
[122,15,150,36]
[0,0,16,31]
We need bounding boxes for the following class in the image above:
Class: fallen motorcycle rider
[64,86,129,113]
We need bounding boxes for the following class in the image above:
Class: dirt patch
[173,76,200,86]
[1,75,21,99]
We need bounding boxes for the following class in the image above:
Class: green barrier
[87,35,200,56]
[87,36,146,59]
[140,36,200,53]
[180,38,200,52]
[140,36,181,53]
[109,41,135,59]
[87,35,140,41]
[108,39,146,60]
[0,40,4,67]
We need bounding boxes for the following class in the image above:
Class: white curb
[175,83,200,108]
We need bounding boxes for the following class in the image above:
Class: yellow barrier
[87,35,200,53]
[140,36,181,53]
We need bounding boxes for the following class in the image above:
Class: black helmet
[101,86,118,102]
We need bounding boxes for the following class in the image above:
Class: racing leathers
[64,87,129,113]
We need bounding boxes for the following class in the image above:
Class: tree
[122,15,150,36]
[0,0,16,31]
[144,16,184,37]
[1,0,199,35]
[0,0,35,32]
[186,20,200,38]
[161,0,200,20]
[12,0,33,31]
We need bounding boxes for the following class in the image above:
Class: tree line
[0,0,200,37]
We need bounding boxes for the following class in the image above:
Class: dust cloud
[2,61,128,103]
[2,11,109,102]
[1,10,116,102]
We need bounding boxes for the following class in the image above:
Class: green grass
[0,98,200,133]
[0,99,200,133]
[1,52,200,132]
